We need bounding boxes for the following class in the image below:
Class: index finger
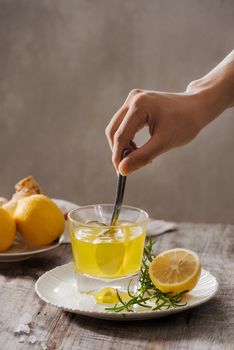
[105,106,128,150]
[112,106,147,170]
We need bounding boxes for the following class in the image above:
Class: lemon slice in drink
[149,248,201,293]
[96,242,125,276]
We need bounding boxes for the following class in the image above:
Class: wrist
[186,51,234,127]
[186,74,233,128]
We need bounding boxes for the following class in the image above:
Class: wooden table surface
[0,223,233,350]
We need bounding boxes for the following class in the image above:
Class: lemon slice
[96,242,126,276]
[149,248,201,293]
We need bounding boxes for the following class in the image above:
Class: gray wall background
[0,0,234,223]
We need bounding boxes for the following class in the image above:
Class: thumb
[118,136,162,175]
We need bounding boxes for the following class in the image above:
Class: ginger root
[2,176,43,215]
[0,197,8,207]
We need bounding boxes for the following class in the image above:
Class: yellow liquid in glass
[70,223,146,279]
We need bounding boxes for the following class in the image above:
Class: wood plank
[0,223,233,350]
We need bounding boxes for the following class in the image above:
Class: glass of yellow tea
[68,204,149,295]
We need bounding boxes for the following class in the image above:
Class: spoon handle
[110,148,131,226]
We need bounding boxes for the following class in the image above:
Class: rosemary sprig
[105,237,187,312]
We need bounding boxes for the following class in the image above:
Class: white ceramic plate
[0,199,78,262]
[35,262,218,320]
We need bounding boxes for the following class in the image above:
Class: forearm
[186,50,234,128]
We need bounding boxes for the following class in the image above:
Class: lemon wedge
[149,248,201,293]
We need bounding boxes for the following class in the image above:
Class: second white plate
[0,198,78,262]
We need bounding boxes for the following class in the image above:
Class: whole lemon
[0,208,16,252]
[14,194,65,247]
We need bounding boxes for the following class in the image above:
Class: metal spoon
[87,148,130,232]
[109,148,131,226]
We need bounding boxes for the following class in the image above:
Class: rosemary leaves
[105,237,187,312]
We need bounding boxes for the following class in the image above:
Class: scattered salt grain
[14,324,30,334]
[41,341,48,350]
[19,312,32,325]
[27,335,37,344]
[18,335,25,343]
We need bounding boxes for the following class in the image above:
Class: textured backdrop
[0,0,234,223]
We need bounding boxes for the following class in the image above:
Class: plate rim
[35,262,219,319]
[0,235,64,257]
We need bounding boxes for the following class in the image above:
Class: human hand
[105,89,205,175]
[106,51,234,176]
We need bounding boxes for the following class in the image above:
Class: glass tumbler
[68,204,148,294]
